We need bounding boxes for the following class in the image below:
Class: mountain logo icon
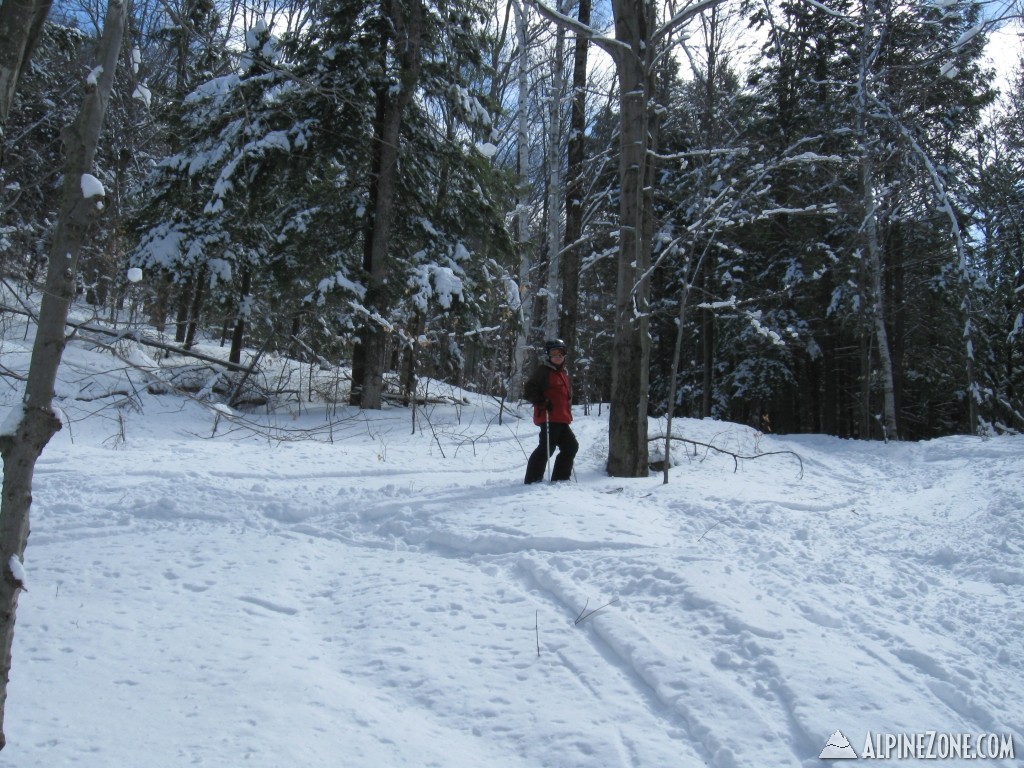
[819,730,859,759]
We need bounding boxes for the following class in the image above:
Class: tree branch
[650,434,804,478]
[0,304,252,373]
[651,0,731,49]
[528,0,627,57]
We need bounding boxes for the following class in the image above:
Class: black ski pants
[524,422,579,484]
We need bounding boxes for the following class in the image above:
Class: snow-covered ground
[0,314,1021,767]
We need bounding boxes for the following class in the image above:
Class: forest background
[2,0,1024,450]
[0,0,1022,745]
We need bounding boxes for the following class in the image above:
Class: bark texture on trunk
[606,0,653,477]
[862,163,899,440]
[0,0,125,747]
[856,4,898,441]
[559,0,590,357]
[0,0,53,168]
[510,0,532,401]
[358,0,424,410]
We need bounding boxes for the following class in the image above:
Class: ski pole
[545,408,551,481]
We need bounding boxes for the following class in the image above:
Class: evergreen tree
[282,0,513,406]
[136,0,513,403]
[742,0,994,437]
[969,68,1024,431]
[134,21,312,368]
[0,22,85,284]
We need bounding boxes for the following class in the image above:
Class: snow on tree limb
[528,0,628,57]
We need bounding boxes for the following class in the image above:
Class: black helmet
[544,338,568,355]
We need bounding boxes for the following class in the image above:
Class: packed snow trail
[2,388,1022,767]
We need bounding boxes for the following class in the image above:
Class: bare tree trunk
[0,0,53,169]
[174,278,190,343]
[694,8,723,418]
[510,0,533,400]
[532,0,726,476]
[859,327,872,437]
[606,0,654,477]
[543,2,566,338]
[663,257,694,483]
[878,104,981,433]
[856,2,898,440]
[560,0,590,356]
[401,311,424,406]
[699,261,714,416]
[0,0,125,747]
[358,0,423,410]
[183,265,207,351]
[862,175,898,441]
[229,267,251,366]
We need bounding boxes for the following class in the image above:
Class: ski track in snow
[5,388,1024,767]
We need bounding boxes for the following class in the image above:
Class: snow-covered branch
[527,0,626,57]
[651,0,732,48]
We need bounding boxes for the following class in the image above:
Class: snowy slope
[0,318,1021,767]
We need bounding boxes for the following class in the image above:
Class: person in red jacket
[523,339,579,483]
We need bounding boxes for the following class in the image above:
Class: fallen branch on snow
[649,434,804,479]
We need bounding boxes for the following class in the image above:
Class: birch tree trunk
[543,3,566,339]
[510,0,533,400]
[0,0,126,747]
[856,1,898,440]
[861,157,899,440]
[876,101,981,433]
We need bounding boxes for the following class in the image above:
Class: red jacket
[524,363,573,425]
